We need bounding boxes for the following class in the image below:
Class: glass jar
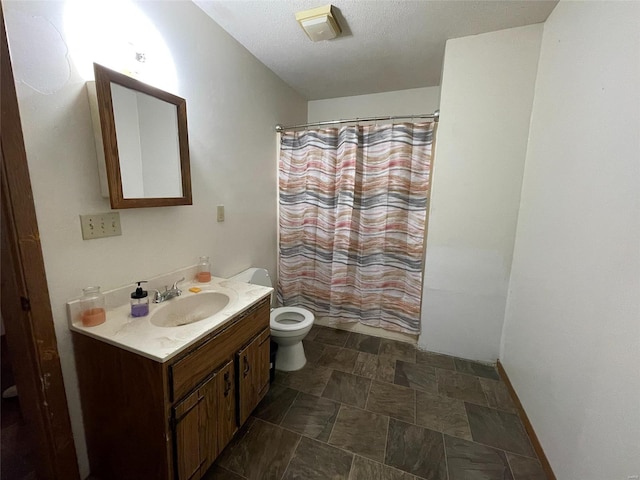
[79,286,106,327]
[197,256,211,283]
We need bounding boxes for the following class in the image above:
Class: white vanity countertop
[68,277,272,363]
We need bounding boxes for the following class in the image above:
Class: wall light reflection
[64,0,177,93]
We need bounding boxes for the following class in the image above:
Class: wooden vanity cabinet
[73,296,270,480]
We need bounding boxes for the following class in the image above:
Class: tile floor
[208,325,548,480]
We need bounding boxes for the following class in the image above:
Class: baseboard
[496,360,556,480]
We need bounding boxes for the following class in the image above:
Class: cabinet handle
[243,355,250,378]
[223,372,231,397]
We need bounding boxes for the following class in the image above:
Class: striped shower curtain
[277,122,434,334]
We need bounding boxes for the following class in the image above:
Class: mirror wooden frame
[93,63,192,209]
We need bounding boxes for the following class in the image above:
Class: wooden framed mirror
[92,63,192,209]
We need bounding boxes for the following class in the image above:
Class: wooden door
[215,359,237,454]
[1,6,79,479]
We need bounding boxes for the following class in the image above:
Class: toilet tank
[229,267,273,288]
[229,268,275,306]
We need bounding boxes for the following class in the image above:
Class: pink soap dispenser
[130,281,149,317]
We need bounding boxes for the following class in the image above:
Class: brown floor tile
[280,362,333,396]
[415,391,472,440]
[454,358,500,380]
[317,345,359,373]
[394,361,438,393]
[303,339,326,363]
[379,339,416,363]
[480,378,517,413]
[353,352,378,378]
[322,370,372,408]
[385,418,447,479]
[281,392,340,442]
[305,324,324,341]
[506,453,547,480]
[211,332,544,480]
[314,327,351,347]
[465,403,536,458]
[366,380,415,423]
[216,419,300,479]
[274,369,289,385]
[416,350,456,370]
[329,405,389,462]
[444,434,513,480]
[436,369,488,405]
[253,383,299,424]
[283,436,353,480]
[202,464,245,480]
[345,332,382,354]
[349,455,418,480]
[353,352,396,383]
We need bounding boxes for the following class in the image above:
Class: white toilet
[230,268,314,372]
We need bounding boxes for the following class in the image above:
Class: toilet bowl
[230,268,314,371]
[270,307,314,371]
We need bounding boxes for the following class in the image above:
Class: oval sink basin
[150,292,230,328]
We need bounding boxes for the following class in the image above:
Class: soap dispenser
[130,281,149,317]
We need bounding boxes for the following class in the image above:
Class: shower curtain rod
[275,110,439,132]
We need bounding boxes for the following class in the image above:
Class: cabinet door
[173,374,217,480]
[256,329,270,402]
[236,340,256,426]
[173,360,237,480]
[237,328,270,425]
[215,359,237,454]
[199,375,218,474]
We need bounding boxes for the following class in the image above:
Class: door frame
[1,5,80,479]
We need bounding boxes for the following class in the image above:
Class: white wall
[307,86,440,123]
[3,1,306,476]
[419,25,543,360]
[501,2,640,478]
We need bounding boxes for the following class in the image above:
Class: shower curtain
[277,122,434,334]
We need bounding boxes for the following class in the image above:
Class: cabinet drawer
[169,297,269,401]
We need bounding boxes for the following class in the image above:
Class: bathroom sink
[150,291,230,328]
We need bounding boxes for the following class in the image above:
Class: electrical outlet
[217,205,225,222]
[80,212,122,240]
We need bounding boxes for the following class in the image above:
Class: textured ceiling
[194,0,557,100]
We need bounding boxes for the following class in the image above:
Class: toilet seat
[270,307,314,332]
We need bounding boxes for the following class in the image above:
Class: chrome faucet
[152,277,184,303]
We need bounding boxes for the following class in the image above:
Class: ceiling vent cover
[295,4,342,42]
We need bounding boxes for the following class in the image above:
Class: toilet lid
[270,307,314,331]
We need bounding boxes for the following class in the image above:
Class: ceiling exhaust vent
[295,4,341,42]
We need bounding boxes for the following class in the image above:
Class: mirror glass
[92,63,192,208]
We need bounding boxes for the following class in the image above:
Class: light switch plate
[217,205,225,222]
[80,212,122,240]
